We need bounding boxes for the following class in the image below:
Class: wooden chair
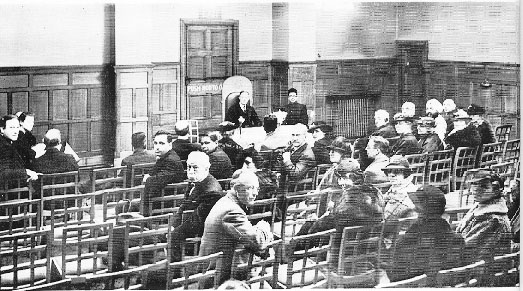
[166,252,223,290]
[495,124,512,143]
[330,222,388,288]
[0,199,41,236]
[34,171,80,199]
[0,178,32,202]
[374,273,427,288]
[187,119,200,143]
[0,229,51,290]
[452,147,479,192]
[427,149,453,193]
[95,185,145,224]
[217,178,232,191]
[247,197,278,234]
[67,264,150,290]
[405,153,428,186]
[148,182,189,217]
[128,162,156,187]
[122,213,174,269]
[287,167,317,193]
[16,278,71,291]
[490,161,516,183]
[89,166,127,193]
[313,164,333,189]
[435,260,486,287]
[503,139,520,164]
[486,251,520,287]
[277,229,335,289]
[231,240,282,289]
[478,141,504,168]
[52,222,114,280]
[456,168,485,207]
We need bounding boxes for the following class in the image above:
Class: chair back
[495,125,512,142]
[167,252,224,290]
[247,197,278,234]
[128,162,156,187]
[0,229,51,289]
[42,192,96,233]
[0,199,41,236]
[35,171,80,198]
[280,190,329,239]
[95,185,144,223]
[503,139,520,163]
[314,164,334,189]
[187,119,199,143]
[278,229,335,289]
[0,178,32,201]
[231,239,282,289]
[427,150,453,193]
[435,260,486,287]
[149,182,189,216]
[287,167,317,193]
[375,273,428,288]
[457,168,486,207]
[89,166,127,193]
[452,147,479,191]
[405,153,428,186]
[486,251,520,287]
[478,142,503,168]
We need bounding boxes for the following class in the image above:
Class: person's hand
[26,169,40,181]
[282,151,291,162]
[142,174,151,183]
[238,116,245,124]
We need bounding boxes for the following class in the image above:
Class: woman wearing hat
[382,155,417,220]
[387,186,470,284]
[416,116,444,153]
[456,170,512,261]
[316,136,353,191]
[445,109,482,149]
[467,104,496,145]
[308,121,334,165]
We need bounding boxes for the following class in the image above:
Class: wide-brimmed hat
[469,169,504,186]
[393,113,414,124]
[416,116,435,127]
[307,121,333,133]
[453,109,472,120]
[408,185,446,215]
[382,155,411,175]
[326,137,352,155]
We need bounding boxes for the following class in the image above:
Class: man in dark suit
[171,151,223,262]
[172,120,201,161]
[416,117,444,153]
[121,132,156,167]
[308,121,333,165]
[33,129,78,174]
[199,169,273,287]
[225,91,261,128]
[141,130,186,216]
[0,114,39,184]
[390,113,421,155]
[280,123,316,182]
[13,112,37,169]
[371,109,397,138]
[200,132,233,179]
[282,88,308,125]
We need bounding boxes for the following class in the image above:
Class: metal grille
[327,97,373,138]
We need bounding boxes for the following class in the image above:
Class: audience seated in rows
[121,132,156,167]
[445,109,482,149]
[364,136,390,185]
[456,170,512,261]
[201,131,233,179]
[14,111,36,169]
[172,120,201,161]
[142,130,186,216]
[32,129,78,174]
[391,113,421,156]
[171,151,223,262]
[0,114,39,183]
[381,155,417,220]
[417,116,444,153]
[308,121,334,165]
[199,169,273,287]
[387,186,471,283]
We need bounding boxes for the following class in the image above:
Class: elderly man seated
[33,129,78,174]
[279,123,316,186]
[391,113,421,156]
[199,169,273,287]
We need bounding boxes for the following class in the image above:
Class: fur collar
[470,198,508,217]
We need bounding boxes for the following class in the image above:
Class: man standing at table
[225,91,261,128]
[283,88,308,125]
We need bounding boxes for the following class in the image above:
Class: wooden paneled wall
[0,65,115,166]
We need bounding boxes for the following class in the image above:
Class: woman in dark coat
[387,186,471,283]
[445,109,482,149]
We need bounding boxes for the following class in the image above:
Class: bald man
[280,123,316,182]
[33,129,78,174]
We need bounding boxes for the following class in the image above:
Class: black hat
[408,185,446,215]
[467,104,486,116]
[453,109,472,120]
[393,113,414,124]
[469,169,504,188]
[382,155,412,176]
[307,121,333,133]
[416,116,436,127]
[326,137,352,155]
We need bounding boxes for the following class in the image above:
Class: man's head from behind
[187,151,211,182]
[153,130,174,158]
[131,132,147,150]
[374,110,390,128]
[43,129,62,150]
[408,186,446,217]
[0,115,20,141]
[231,169,259,207]
[288,88,298,103]
[174,120,190,137]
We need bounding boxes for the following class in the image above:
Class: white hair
[374,109,390,122]
[187,151,210,168]
[443,99,456,112]
[426,99,443,113]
